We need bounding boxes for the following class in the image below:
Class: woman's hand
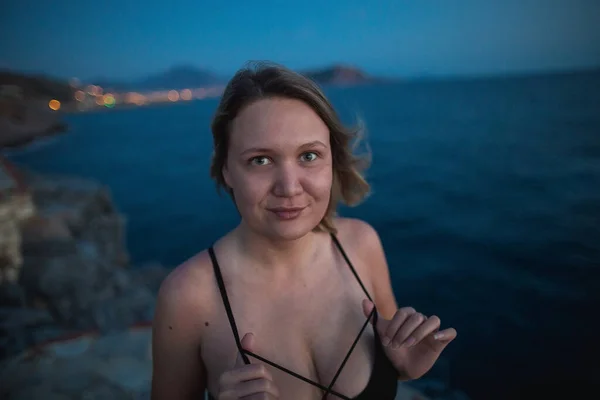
[217,333,280,399]
[363,299,457,381]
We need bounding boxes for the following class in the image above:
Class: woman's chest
[201,277,377,399]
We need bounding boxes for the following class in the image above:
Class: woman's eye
[250,156,271,166]
[301,152,318,162]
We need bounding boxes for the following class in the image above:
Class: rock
[30,325,72,345]
[80,381,132,400]
[94,356,152,393]
[0,167,166,359]
[82,213,129,267]
[89,329,151,361]
[0,307,55,357]
[21,214,72,242]
[0,282,26,307]
[45,335,94,358]
[90,283,155,333]
[0,178,35,284]
[0,307,54,327]
[129,263,170,294]
[8,385,71,400]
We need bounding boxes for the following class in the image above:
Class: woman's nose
[272,162,303,197]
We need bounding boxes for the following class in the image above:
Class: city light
[167,90,179,102]
[103,94,116,107]
[180,89,192,101]
[68,83,225,112]
[48,99,61,110]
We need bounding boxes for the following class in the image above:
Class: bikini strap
[208,246,251,364]
[330,233,374,302]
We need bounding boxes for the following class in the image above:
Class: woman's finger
[219,364,273,390]
[235,377,279,399]
[402,315,442,347]
[433,327,457,343]
[391,312,426,349]
[382,307,416,346]
[241,392,279,400]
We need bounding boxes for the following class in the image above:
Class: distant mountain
[87,64,385,92]
[301,65,381,85]
[89,66,225,92]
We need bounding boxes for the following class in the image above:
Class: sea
[7,69,600,399]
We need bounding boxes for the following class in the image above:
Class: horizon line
[2,62,600,85]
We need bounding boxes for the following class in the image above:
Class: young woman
[151,62,457,400]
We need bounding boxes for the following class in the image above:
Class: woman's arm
[151,266,208,400]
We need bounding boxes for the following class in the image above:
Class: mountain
[301,65,381,85]
[87,64,383,92]
[89,66,225,92]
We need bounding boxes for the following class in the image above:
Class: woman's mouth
[267,206,306,220]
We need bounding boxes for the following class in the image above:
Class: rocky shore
[0,165,170,399]
[0,166,170,357]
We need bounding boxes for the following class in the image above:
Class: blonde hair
[210,61,370,233]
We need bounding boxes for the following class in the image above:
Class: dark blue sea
[8,70,600,399]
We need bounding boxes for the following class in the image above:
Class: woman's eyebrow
[240,140,328,156]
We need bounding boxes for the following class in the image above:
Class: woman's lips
[267,206,306,220]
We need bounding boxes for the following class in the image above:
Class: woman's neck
[233,222,322,274]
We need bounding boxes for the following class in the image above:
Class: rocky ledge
[0,167,170,360]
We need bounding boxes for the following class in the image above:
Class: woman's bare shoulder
[155,250,217,328]
[333,217,383,255]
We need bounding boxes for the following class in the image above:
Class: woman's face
[223,97,333,241]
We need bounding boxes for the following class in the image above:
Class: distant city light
[72,84,224,112]
[48,99,61,111]
[180,89,192,101]
[167,90,179,102]
[103,94,116,107]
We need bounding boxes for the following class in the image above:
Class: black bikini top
[207,233,398,399]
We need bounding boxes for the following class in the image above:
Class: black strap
[322,308,377,399]
[243,349,349,398]
[330,233,373,302]
[208,246,251,365]
[207,235,376,400]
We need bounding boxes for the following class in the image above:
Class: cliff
[1,71,71,149]
[0,166,169,359]
[0,71,75,103]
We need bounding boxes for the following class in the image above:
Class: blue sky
[1,0,599,80]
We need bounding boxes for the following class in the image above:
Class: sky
[1,0,599,81]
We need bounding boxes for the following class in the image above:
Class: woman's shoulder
[154,249,218,325]
[333,217,384,254]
